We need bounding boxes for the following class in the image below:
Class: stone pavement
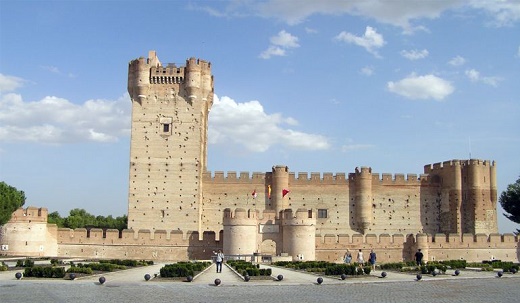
[1,262,519,303]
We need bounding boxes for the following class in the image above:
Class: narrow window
[318,209,328,219]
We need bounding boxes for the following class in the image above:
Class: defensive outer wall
[1,51,519,263]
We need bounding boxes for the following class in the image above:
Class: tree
[0,182,26,225]
[499,176,520,233]
[47,208,127,231]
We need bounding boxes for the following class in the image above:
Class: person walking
[213,249,225,273]
[369,249,377,271]
[344,249,352,264]
[356,249,364,270]
[415,249,424,266]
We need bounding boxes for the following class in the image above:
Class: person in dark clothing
[415,249,424,266]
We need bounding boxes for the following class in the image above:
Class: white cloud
[199,1,520,31]
[400,49,429,60]
[360,66,374,76]
[448,55,466,66]
[465,68,501,87]
[387,73,455,101]
[335,26,385,57]
[469,0,520,27]
[208,95,330,152]
[0,92,131,143]
[305,27,318,34]
[259,46,286,59]
[517,45,520,57]
[40,65,60,74]
[270,30,300,48]
[465,69,480,81]
[0,74,24,93]
[260,30,300,59]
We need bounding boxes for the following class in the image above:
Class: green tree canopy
[499,176,520,232]
[48,208,127,231]
[0,182,26,225]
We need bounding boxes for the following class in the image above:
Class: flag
[282,189,290,197]
[268,185,271,199]
[251,189,257,199]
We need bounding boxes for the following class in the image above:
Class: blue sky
[1,1,519,233]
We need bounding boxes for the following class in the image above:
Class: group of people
[214,247,424,273]
[344,248,424,270]
[343,249,377,271]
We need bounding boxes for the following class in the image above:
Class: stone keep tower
[127,51,214,233]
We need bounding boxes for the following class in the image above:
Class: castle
[1,51,518,263]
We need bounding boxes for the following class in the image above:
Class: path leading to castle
[1,262,519,303]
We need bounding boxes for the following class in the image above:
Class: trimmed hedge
[66,267,93,274]
[77,262,126,272]
[274,261,371,276]
[227,260,272,277]
[24,266,65,278]
[160,262,211,278]
[16,259,34,268]
[99,259,153,267]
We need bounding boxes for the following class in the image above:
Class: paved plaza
[1,262,519,303]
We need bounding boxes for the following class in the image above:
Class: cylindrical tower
[185,57,202,101]
[282,209,316,261]
[464,159,481,233]
[223,208,257,256]
[452,161,462,234]
[355,167,372,233]
[271,165,289,215]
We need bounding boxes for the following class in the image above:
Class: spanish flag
[282,189,290,198]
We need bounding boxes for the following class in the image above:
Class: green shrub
[379,262,406,270]
[66,267,93,274]
[439,260,467,269]
[228,260,271,276]
[16,259,35,268]
[24,266,65,278]
[0,262,7,271]
[159,262,210,278]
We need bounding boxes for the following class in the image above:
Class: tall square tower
[127,51,213,233]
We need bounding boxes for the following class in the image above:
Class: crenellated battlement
[8,207,48,223]
[373,173,427,184]
[202,171,266,183]
[186,57,211,70]
[424,159,495,173]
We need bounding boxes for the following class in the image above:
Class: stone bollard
[144,274,151,281]
[454,269,460,276]
[381,272,387,278]
[186,275,193,282]
[99,277,106,284]
[214,278,221,286]
[69,273,76,280]
[15,272,22,280]
[317,277,323,284]
[244,275,250,282]
[497,271,503,278]
[340,274,347,280]
[416,274,422,281]
[277,274,284,281]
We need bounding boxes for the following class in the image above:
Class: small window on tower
[318,209,328,219]
[160,117,173,135]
